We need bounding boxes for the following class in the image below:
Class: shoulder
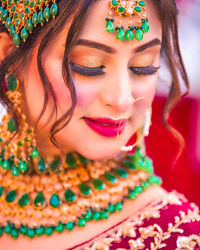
[79,190,200,250]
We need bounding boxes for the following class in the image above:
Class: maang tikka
[106,0,149,41]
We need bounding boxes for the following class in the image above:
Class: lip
[83,117,127,137]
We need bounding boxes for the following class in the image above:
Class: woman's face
[20,0,162,160]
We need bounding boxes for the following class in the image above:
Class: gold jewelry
[106,0,149,41]
[0,0,58,47]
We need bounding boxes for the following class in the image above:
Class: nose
[99,67,134,113]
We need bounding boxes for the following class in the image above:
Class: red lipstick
[83,117,127,137]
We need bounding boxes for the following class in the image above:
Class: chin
[75,143,122,161]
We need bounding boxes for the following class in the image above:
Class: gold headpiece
[106,0,149,41]
[0,0,58,47]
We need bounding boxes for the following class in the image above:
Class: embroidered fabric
[72,191,200,250]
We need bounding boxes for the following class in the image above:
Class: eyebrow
[75,38,161,54]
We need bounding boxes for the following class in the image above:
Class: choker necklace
[0,146,162,239]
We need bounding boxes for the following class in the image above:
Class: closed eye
[70,62,105,76]
[129,65,160,75]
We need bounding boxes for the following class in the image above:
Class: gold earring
[0,73,41,176]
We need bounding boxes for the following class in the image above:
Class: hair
[0,0,189,159]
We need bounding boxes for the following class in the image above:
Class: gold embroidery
[74,191,200,250]
[176,234,200,250]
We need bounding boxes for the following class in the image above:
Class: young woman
[0,0,199,249]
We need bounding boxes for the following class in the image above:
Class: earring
[0,73,42,176]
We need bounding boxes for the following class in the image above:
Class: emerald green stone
[34,192,45,207]
[24,0,29,6]
[138,1,145,7]
[19,193,30,207]
[0,186,4,197]
[32,12,38,26]
[128,190,137,199]
[64,189,76,202]
[6,190,17,203]
[0,7,3,15]
[142,181,149,190]
[26,228,35,238]
[51,158,60,171]
[44,7,51,19]
[115,202,122,211]
[37,158,45,172]
[8,118,16,132]
[29,1,35,8]
[35,226,44,236]
[135,29,143,41]
[36,0,41,5]
[133,185,143,194]
[45,226,53,236]
[17,141,23,146]
[116,29,125,40]
[65,153,76,168]
[0,228,2,236]
[0,138,3,142]
[5,17,12,29]
[2,160,10,170]
[78,154,89,165]
[143,21,149,33]
[115,168,128,178]
[134,6,142,12]
[13,33,20,46]
[84,211,92,221]
[78,218,86,227]
[13,12,19,19]
[10,228,19,238]
[93,211,101,221]
[8,0,13,5]
[2,10,8,20]
[125,30,134,40]
[31,148,39,158]
[108,203,115,213]
[11,166,20,176]
[93,179,104,190]
[20,27,28,40]
[11,6,16,12]
[4,224,11,233]
[101,211,108,220]
[38,11,44,23]
[19,225,27,234]
[50,3,58,16]
[111,0,119,6]
[117,6,125,13]
[9,26,16,37]
[79,183,91,195]
[104,172,117,183]
[24,8,30,14]
[15,19,21,29]
[14,0,19,3]
[148,175,162,185]
[55,222,64,233]
[143,157,153,173]
[18,161,28,173]
[106,20,114,33]
[123,160,136,170]
[50,194,60,208]
[65,222,74,231]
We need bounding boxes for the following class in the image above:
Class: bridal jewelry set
[0,0,149,46]
[0,73,162,239]
[0,0,160,240]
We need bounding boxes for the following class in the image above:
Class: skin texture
[0,0,163,249]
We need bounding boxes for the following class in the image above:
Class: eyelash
[70,62,159,77]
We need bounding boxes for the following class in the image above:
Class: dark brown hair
[0,0,189,155]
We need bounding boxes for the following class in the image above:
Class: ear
[0,32,14,64]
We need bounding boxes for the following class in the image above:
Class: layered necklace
[0,82,162,239]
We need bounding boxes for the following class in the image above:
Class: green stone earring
[105,0,149,42]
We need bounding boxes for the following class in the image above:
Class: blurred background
[0,0,199,206]
[146,0,200,206]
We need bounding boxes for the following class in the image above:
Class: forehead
[77,0,162,51]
